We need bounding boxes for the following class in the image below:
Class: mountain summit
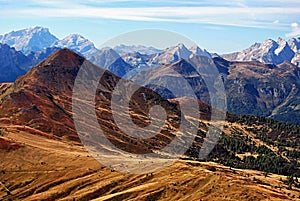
[0,49,87,138]
[149,43,192,66]
[53,34,100,59]
[189,45,211,58]
[0,26,58,54]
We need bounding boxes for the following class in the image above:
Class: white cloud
[286,22,300,37]
[1,1,300,30]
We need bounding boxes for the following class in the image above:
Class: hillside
[0,49,299,200]
[0,129,299,200]
[213,57,300,125]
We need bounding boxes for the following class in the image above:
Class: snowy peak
[262,38,277,49]
[275,38,286,55]
[53,34,99,59]
[0,26,58,54]
[223,37,299,66]
[288,37,300,53]
[189,45,211,58]
[274,38,295,61]
[167,43,192,59]
[149,43,192,66]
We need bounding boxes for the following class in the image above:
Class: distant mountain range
[0,26,212,77]
[0,27,58,54]
[223,37,300,66]
[1,26,300,125]
[113,44,161,55]
[0,44,28,82]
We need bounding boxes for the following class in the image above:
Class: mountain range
[223,37,300,66]
[0,49,299,200]
[0,27,58,54]
[1,26,300,125]
[113,44,161,55]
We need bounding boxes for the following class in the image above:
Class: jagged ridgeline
[0,27,300,126]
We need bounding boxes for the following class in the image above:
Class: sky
[0,0,300,53]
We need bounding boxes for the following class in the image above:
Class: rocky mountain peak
[189,45,212,58]
[0,26,58,54]
[53,34,100,59]
[223,37,299,66]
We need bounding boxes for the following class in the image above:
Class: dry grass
[0,127,299,201]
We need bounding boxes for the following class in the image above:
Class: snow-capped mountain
[147,43,212,67]
[288,38,300,66]
[223,37,299,66]
[122,52,153,69]
[0,26,58,54]
[189,45,212,58]
[274,38,295,62]
[89,47,134,77]
[52,34,100,59]
[288,37,300,53]
[113,44,161,55]
[148,43,192,66]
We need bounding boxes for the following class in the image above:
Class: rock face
[0,26,58,54]
[148,43,193,66]
[223,37,300,66]
[189,45,211,58]
[213,58,300,125]
[52,34,100,59]
[0,44,29,82]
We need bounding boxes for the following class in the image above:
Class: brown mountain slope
[0,49,300,200]
[0,49,83,140]
[213,57,300,125]
[0,49,210,157]
[0,128,299,200]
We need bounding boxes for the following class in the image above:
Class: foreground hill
[0,129,299,200]
[0,49,299,200]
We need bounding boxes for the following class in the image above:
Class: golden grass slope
[0,126,299,201]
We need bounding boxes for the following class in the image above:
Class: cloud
[1,1,299,30]
[286,22,300,37]
[5,6,296,28]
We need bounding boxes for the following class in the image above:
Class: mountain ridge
[0,26,58,54]
[0,49,299,200]
[223,37,300,66]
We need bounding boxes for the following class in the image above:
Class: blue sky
[0,0,300,53]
